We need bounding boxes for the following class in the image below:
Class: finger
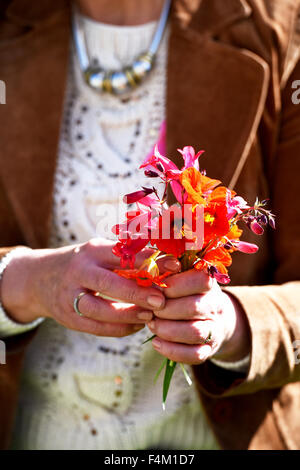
[163,269,214,298]
[65,313,146,337]
[156,255,181,274]
[153,295,214,320]
[147,318,214,345]
[151,337,212,365]
[76,238,148,269]
[85,239,180,273]
[82,266,166,310]
[74,291,153,323]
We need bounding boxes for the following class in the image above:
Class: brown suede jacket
[1,0,300,450]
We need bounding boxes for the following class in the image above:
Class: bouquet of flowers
[111,143,275,408]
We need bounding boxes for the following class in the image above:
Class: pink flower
[235,241,259,254]
[177,146,204,171]
[140,145,181,180]
[208,265,231,284]
[226,194,249,219]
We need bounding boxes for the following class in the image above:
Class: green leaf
[154,358,168,384]
[179,363,193,386]
[142,334,157,345]
[162,359,177,410]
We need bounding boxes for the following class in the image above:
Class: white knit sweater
[2,14,246,450]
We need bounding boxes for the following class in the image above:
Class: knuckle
[164,284,176,298]
[84,238,98,252]
[195,346,208,363]
[167,342,180,362]
[125,286,139,304]
[97,269,112,294]
[190,321,204,343]
[191,298,202,316]
[85,297,101,318]
[200,272,212,292]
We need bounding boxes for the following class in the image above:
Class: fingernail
[147,295,164,309]
[199,354,209,362]
[137,311,153,321]
[134,324,145,331]
[147,320,155,330]
[164,259,180,271]
[152,338,161,349]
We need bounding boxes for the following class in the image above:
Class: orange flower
[114,268,171,287]
[208,186,236,204]
[226,223,243,240]
[180,168,221,205]
[195,246,232,276]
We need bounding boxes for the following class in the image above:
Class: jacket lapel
[0,0,71,247]
[167,0,270,189]
[0,0,270,247]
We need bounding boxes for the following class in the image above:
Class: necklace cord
[72,0,172,95]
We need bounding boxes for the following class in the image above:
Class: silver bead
[132,53,154,82]
[84,68,105,90]
[110,71,131,95]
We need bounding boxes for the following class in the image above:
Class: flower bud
[236,241,259,253]
[123,188,154,204]
[250,220,264,235]
[144,170,159,178]
[259,214,268,225]
[269,217,276,229]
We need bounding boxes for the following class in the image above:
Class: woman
[0,0,300,450]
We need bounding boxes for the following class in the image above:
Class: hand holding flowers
[112,141,275,407]
[146,269,251,366]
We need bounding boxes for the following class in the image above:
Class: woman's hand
[0,239,179,337]
[147,269,251,365]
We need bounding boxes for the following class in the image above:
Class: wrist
[213,292,251,362]
[0,247,46,323]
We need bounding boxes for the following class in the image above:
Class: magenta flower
[112,238,149,268]
[140,144,181,180]
[177,146,204,171]
[226,194,249,219]
[123,187,155,204]
[250,220,264,235]
[235,241,259,253]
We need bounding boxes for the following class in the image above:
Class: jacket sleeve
[191,55,300,397]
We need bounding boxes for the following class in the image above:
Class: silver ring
[203,331,212,344]
[73,292,87,317]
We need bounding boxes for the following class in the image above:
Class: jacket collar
[5,0,70,26]
[0,0,270,247]
[166,0,269,189]
[171,0,251,36]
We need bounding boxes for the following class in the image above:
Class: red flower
[114,268,171,287]
[112,238,149,268]
[203,202,230,245]
[195,246,232,284]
